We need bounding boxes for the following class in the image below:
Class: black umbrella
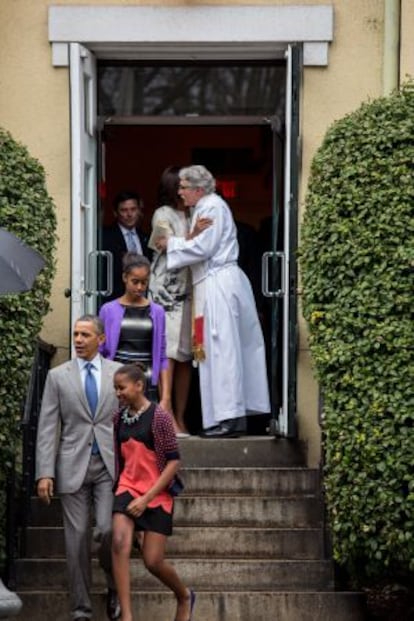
[0,228,46,295]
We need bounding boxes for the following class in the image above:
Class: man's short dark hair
[113,191,142,211]
[76,314,104,336]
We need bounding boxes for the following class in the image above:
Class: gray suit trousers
[60,454,114,620]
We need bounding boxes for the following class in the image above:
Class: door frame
[74,55,299,436]
[283,43,302,437]
[69,43,98,332]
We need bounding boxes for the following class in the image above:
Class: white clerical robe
[167,192,270,430]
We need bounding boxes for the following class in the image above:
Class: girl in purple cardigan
[99,253,171,413]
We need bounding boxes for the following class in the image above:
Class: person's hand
[127,496,148,518]
[154,236,168,252]
[37,478,54,505]
[159,397,173,414]
[188,216,213,239]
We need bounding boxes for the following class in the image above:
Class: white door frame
[69,43,97,333]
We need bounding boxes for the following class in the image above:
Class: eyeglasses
[179,184,193,190]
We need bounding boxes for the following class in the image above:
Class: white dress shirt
[77,354,102,396]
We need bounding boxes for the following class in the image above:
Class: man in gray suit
[36,315,121,621]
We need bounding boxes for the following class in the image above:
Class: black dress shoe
[106,588,121,620]
[198,424,220,437]
[201,417,247,438]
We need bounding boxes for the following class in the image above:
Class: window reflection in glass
[98,64,285,117]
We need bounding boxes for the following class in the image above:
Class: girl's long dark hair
[122,252,150,276]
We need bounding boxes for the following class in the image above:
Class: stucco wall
[1,0,404,465]
[401,0,414,79]
[298,0,384,465]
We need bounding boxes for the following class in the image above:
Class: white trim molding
[49,4,333,66]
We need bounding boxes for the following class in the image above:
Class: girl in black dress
[99,253,171,411]
[112,363,195,621]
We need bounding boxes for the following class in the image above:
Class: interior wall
[102,125,275,233]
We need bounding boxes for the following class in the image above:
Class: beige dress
[148,205,192,362]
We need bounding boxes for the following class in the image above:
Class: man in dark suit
[101,190,151,301]
[36,315,121,621]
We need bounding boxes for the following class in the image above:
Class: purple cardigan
[99,300,168,385]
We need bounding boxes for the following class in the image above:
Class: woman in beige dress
[148,166,193,436]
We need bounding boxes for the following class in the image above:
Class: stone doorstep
[180,467,320,495]
[29,496,323,528]
[14,434,367,620]
[14,590,366,621]
[27,468,320,504]
[177,437,306,467]
[16,559,334,591]
[14,435,368,620]
[25,526,325,560]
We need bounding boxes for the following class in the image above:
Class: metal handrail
[5,339,56,588]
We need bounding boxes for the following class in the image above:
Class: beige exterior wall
[1,0,409,465]
[401,0,414,79]
[298,0,384,465]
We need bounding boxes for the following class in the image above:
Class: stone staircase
[14,437,365,620]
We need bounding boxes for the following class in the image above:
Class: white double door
[69,42,300,436]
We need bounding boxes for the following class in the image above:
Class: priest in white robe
[156,165,270,437]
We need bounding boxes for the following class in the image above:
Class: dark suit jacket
[101,224,151,302]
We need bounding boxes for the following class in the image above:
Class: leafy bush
[300,83,414,584]
[0,128,57,563]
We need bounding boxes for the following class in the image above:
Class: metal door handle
[261,251,285,298]
[262,251,274,298]
[86,250,113,296]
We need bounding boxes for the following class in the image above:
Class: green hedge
[0,128,57,563]
[300,83,414,583]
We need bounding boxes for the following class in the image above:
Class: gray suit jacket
[35,356,121,494]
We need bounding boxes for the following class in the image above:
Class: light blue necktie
[85,362,99,454]
[126,230,137,252]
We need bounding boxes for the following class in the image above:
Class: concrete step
[25,526,325,560]
[29,495,323,528]
[180,467,319,495]
[16,559,334,591]
[14,433,367,620]
[15,590,365,621]
[178,436,305,467]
